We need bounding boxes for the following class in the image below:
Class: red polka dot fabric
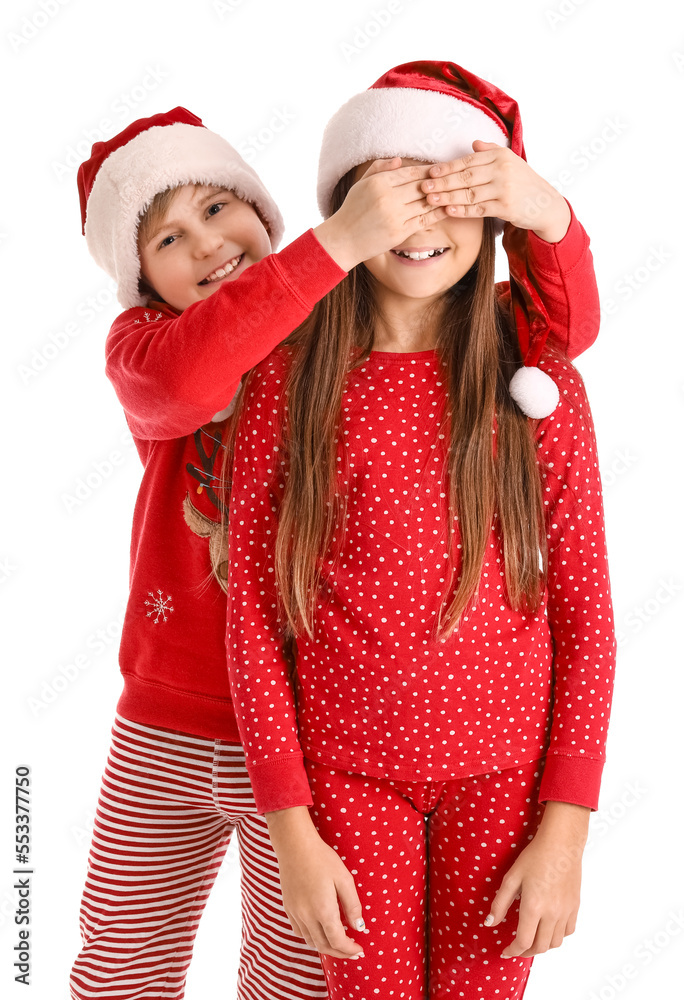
[304,756,546,999]
[226,345,615,815]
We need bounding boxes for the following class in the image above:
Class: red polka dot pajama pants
[304,756,546,999]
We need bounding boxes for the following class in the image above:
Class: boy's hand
[421,140,571,243]
[314,158,450,271]
[484,801,590,958]
[266,806,368,960]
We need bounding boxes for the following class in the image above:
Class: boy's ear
[252,202,271,240]
[138,274,158,302]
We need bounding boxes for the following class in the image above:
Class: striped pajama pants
[69,715,328,1000]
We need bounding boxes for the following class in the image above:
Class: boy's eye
[158,234,177,250]
[207,202,225,217]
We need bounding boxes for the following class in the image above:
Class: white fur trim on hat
[317,87,509,221]
[509,366,560,419]
[84,122,285,309]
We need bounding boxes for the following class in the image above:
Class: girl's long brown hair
[221,169,547,641]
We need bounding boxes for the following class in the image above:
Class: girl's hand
[484,801,590,958]
[314,158,449,271]
[266,806,368,960]
[421,140,571,242]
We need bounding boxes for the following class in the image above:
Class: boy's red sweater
[107,230,345,738]
[105,212,600,743]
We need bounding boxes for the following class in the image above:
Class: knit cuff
[527,200,589,274]
[538,753,605,812]
[247,754,314,815]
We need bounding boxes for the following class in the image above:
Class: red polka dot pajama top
[226,341,616,817]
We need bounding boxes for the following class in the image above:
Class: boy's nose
[193,228,224,257]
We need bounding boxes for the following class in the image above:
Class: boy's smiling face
[138,184,272,312]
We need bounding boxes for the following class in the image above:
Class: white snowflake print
[144,589,174,623]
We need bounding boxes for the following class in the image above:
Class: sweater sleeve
[225,352,313,815]
[498,199,600,361]
[105,229,347,441]
[535,356,616,811]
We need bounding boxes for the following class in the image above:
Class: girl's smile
[389,245,449,265]
[362,213,483,352]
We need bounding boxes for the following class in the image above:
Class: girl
[225,61,615,999]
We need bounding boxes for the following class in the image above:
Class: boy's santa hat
[77,107,284,310]
[317,60,561,419]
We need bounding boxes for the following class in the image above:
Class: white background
[1,0,683,997]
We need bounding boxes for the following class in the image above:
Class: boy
[70,106,600,999]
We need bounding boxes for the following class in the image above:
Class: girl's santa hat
[77,107,284,310]
[317,60,561,419]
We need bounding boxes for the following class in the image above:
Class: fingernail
[351,952,365,960]
[424,180,434,191]
[355,918,365,931]
[430,193,440,203]
[484,915,494,926]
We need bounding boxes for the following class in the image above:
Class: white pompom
[509,366,560,419]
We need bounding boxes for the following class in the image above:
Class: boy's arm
[226,354,313,815]
[499,200,600,360]
[105,230,346,441]
[105,159,453,442]
[535,356,616,811]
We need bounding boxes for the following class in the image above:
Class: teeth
[394,248,446,260]
[201,255,243,284]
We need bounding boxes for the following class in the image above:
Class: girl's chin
[377,279,458,299]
